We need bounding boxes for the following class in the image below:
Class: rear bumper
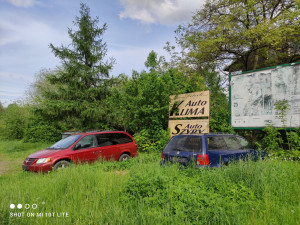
[161,160,210,168]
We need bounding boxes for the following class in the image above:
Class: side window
[235,136,251,149]
[207,136,227,150]
[96,134,114,147]
[113,133,133,144]
[223,136,242,150]
[76,135,96,150]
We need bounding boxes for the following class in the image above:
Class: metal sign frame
[229,62,300,129]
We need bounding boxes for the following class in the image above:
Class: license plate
[170,157,188,163]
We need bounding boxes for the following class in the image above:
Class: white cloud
[119,0,205,25]
[0,71,34,83]
[7,0,35,7]
[0,12,68,47]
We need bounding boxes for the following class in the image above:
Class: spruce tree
[40,3,114,129]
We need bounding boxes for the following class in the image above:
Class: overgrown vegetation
[0,141,299,225]
[256,100,300,160]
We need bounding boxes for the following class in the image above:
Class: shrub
[24,117,63,143]
[260,124,283,151]
[1,103,30,140]
[134,128,170,153]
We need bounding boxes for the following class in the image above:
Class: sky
[0,0,205,106]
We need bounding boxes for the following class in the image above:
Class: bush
[24,117,63,143]
[1,103,30,140]
[260,124,283,151]
[134,128,170,153]
[259,125,300,160]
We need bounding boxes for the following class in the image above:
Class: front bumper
[22,162,53,173]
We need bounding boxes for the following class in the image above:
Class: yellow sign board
[169,120,209,137]
[169,91,210,118]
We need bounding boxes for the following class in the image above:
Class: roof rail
[84,130,116,133]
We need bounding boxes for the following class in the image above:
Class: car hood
[27,149,62,158]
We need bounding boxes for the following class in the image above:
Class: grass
[0,141,299,224]
[0,140,50,174]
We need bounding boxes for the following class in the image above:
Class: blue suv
[161,133,263,167]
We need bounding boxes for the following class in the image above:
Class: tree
[1,103,30,139]
[26,68,59,106]
[104,51,207,133]
[176,0,300,72]
[0,101,4,115]
[39,3,114,129]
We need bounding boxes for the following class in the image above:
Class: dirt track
[0,161,10,176]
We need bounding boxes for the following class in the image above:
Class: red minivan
[22,131,138,173]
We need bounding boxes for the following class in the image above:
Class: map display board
[230,63,300,128]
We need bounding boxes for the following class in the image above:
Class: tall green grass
[0,142,299,224]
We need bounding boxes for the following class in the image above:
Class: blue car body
[161,134,263,168]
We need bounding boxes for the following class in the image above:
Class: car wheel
[53,160,70,171]
[119,154,131,162]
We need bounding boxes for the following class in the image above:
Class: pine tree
[40,3,114,129]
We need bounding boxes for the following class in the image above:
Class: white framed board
[230,63,300,128]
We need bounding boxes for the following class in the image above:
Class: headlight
[36,158,51,164]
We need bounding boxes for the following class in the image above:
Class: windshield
[47,135,82,149]
[164,135,202,152]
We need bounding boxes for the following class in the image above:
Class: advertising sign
[169,91,210,118]
[230,63,300,128]
[169,120,209,137]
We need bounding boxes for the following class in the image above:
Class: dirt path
[0,153,12,176]
[0,161,10,176]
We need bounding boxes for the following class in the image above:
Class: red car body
[22,131,138,173]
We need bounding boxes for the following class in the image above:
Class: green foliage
[0,101,4,115]
[275,99,291,127]
[0,141,299,224]
[260,124,283,152]
[287,131,300,151]
[1,104,30,140]
[37,3,114,129]
[105,51,207,134]
[259,124,300,160]
[134,128,170,153]
[23,116,63,143]
[175,0,300,72]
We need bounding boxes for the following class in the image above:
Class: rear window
[164,135,202,152]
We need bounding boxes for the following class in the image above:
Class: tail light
[197,154,209,165]
[161,152,165,160]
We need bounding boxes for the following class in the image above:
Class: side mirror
[74,143,81,150]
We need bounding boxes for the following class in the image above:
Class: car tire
[53,160,70,171]
[119,154,131,162]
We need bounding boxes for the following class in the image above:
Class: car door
[225,135,254,160]
[206,136,229,167]
[95,133,120,161]
[112,133,135,160]
[69,135,99,163]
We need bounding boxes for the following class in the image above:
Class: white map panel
[230,63,300,128]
